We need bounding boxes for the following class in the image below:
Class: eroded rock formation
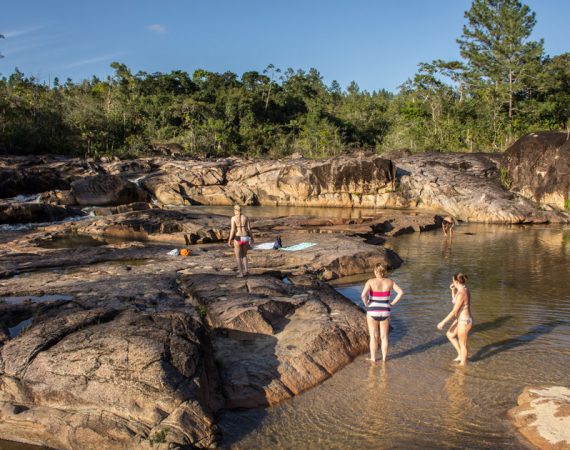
[503,131,570,211]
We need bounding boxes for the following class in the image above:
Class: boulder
[509,386,570,450]
[142,156,397,207]
[393,153,568,223]
[180,274,368,408]
[0,203,85,225]
[503,131,570,210]
[71,175,148,206]
[38,190,77,206]
[0,155,101,199]
[0,308,220,449]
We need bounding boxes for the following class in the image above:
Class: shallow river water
[220,224,570,449]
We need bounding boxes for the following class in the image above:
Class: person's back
[367,277,394,294]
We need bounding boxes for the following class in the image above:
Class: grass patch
[196,304,208,321]
[149,428,169,445]
[499,167,513,190]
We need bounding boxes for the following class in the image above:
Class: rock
[0,203,85,225]
[37,190,77,206]
[503,131,570,211]
[509,386,570,450]
[71,175,148,206]
[0,308,220,449]
[142,155,397,208]
[92,202,152,216]
[180,274,368,408]
[0,155,101,199]
[393,153,568,223]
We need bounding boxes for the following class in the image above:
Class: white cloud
[63,54,120,69]
[2,26,43,39]
[147,24,167,33]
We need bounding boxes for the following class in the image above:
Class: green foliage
[565,197,570,211]
[196,304,208,321]
[0,1,566,157]
[149,428,169,445]
[500,167,513,190]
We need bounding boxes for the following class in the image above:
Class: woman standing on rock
[361,263,404,362]
[437,273,472,366]
[228,205,253,277]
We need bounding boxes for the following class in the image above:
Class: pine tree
[457,0,544,139]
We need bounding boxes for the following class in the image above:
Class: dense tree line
[0,0,568,158]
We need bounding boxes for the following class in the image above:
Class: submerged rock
[503,131,570,211]
[509,385,570,450]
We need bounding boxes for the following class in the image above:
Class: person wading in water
[437,273,473,366]
[228,205,253,277]
[361,263,404,362]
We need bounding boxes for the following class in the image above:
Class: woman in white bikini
[228,205,253,277]
[437,273,473,366]
[361,263,404,362]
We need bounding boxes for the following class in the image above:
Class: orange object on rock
[179,248,189,257]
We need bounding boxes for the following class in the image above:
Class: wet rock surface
[509,386,570,450]
[503,131,570,211]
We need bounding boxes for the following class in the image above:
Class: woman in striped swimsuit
[361,263,404,362]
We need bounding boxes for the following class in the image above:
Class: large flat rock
[509,386,570,450]
[179,274,368,408]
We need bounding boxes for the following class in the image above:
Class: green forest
[0,0,569,158]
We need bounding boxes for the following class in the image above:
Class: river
[219,224,570,449]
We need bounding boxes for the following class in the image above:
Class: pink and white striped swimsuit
[367,290,391,321]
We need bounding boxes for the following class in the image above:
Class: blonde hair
[374,263,387,277]
[453,272,468,284]
[233,205,241,212]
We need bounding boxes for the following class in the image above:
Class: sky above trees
[1,0,569,92]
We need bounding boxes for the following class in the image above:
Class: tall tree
[457,0,543,137]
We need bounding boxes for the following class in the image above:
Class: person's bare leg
[380,319,390,362]
[233,242,244,276]
[366,314,379,361]
[241,247,249,275]
[446,321,461,361]
[458,322,471,366]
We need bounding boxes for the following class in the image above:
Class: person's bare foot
[366,356,378,362]
[236,273,244,278]
[453,356,461,362]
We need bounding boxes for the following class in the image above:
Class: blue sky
[1,0,568,92]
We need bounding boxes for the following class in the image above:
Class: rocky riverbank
[0,207,439,448]
[1,133,569,447]
[2,132,569,225]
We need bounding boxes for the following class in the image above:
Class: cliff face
[503,131,570,211]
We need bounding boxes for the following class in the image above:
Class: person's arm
[246,217,253,243]
[390,281,404,306]
[437,291,464,330]
[361,280,371,307]
[450,284,458,302]
[442,221,447,235]
[228,218,235,247]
